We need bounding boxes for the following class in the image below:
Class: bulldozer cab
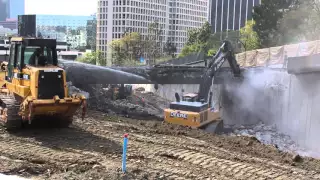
[6,37,57,82]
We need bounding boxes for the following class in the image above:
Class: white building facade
[168,0,208,53]
[97,0,209,65]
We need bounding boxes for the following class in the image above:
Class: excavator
[0,37,87,129]
[164,40,241,133]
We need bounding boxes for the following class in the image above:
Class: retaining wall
[221,68,320,154]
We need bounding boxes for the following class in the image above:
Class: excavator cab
[182,93,198,102]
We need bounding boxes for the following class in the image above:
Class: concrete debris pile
[67,82,90,99]
[229,123,320,158]
[74,84,170,120]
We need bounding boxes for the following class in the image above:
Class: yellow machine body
[164,93,223,133]
[164,107,220,128]
[0,37,86,129]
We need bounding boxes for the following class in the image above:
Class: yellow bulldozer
[0,37,86,130]
[164,40,241,133]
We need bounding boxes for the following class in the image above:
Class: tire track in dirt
[0,137,84,164]
[129,133,320,178]
[76,118,320,179]
[78,116,320,178]
[0,123,230,179]
[0,128,201,179]
[130,143,312,180]
[1,114,319,179]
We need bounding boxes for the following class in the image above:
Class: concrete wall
[221,68,320,154]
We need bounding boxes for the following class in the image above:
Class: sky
[25,0,97,16]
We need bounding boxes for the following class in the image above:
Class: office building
[168,0,208,53]
[0,0,25,21]
[210,0,261,33]
[36,15,95,49]
[86,15,97,51]
[36,15,94,29]
[0,0,9,21]
[8,0,25,19]
[97,0,208,65]
[0,19,18,30]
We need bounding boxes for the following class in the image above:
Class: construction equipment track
[0,111,320,179]
[0,93,22,130]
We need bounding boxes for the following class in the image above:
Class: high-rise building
[210,0,261,33]
[97,0,208,65]
[168,0,208,53]
[0,0,9,21]
[36,15,95,49]
[0,0,25,21]
[86,16,97,51]
[8,0,25,19]
[97,0,169,65]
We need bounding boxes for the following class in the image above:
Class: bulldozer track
[0,93,22,129]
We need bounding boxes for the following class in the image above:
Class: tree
[240,20,260,51]
[179,21,213,57]
[252,0,283,47]
[278,0,320,43]
[163,41,177,58]
[145,21,164,64]
[109,32,145,66]
[76,50,106,66]
[109,39,127,66]
[122,32,144,60]
[252,0,303,47]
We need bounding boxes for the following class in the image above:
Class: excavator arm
[197,40,241,102]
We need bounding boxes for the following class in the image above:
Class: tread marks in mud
[131,143,311,180]
[75,120,320,179]
[0,138,85,165]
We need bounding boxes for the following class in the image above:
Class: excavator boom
[197,40,241,102]
[164,40,241,133]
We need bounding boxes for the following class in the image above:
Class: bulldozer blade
[287,54,320,74]
[201,120,224,134]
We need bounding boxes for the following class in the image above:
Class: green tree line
[77,21,177,66]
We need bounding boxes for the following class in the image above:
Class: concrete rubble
[67,83,170,120]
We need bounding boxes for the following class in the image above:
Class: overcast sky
[25,0,97,16]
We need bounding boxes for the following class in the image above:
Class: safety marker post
[122,133,129,173]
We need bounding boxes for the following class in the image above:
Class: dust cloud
[221,68,320,158]
[222,68,287,127]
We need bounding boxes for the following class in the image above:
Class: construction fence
[236,40,320,67]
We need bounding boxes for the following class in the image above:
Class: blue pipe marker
[122,133,129,173]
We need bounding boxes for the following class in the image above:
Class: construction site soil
[0,110,320,180]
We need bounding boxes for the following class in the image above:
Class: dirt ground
[0,111,320,180]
